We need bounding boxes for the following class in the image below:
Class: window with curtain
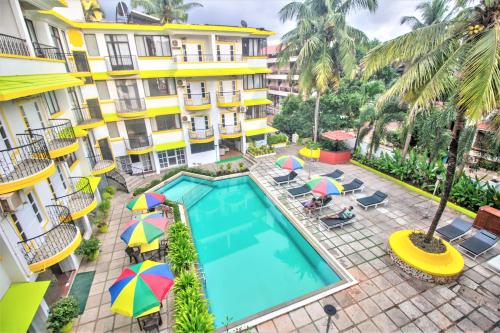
[155,114,181,131]
[135,35,171,56]
[95,81,110,100]
[242,38,267,56]
[84,34,99,56]
[143,78,176,96]
[43,91,60,115]
[107,122,120,138]
[243,74,266,89]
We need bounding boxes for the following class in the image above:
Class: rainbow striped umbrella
[121,213,168,247]
[126,192,166,211]
[109,260,174,317]
[275,155,304,171]
[306,176,344,196]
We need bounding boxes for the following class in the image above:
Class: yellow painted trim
[243,56,268,59]
[217,101,240,108]
[69,159,80,171]
[138,56,173,60]
[49,110,65,119]
[107,70,140,76]
[220,132,242,139]
[127,146,154,155]
[0,162,55,195]
[350,160,478,218]
[88,56,105,60]
[189,137,215,144]
[91,161,116,176]
[118,110,148,118]
[70,197,97,220]
[0,53,66,63]
[48,140,79,159]
[244,117,267,122]
[185,104,212,111]
[28,231,82,273]
[77,120,105,130]
[0,77,84,102]
[145,95,177,100]
[243,88,268,92]
[152,128,182,135]
[98,99,114,104]
[109,137,124,142]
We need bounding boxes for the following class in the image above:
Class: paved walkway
[73,148,499,333]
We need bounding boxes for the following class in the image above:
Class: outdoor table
[140,238,161,260]
[136,308,162,331]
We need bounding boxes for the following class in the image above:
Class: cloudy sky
[101,0,423,44]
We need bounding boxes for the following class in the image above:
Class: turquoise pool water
[158,176,341,327]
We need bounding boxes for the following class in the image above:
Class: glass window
[56,164,67,189]
[242,38,267,56]
[44,91,60,115]
[246,105,267,119]
[84,34,99,56]
[155,114,180,131]
[107,122,120,138]
[243,74,266,89]
[135,35,171,56]
[50,26,64,53]
[27,192,43,224]
[95,81,110,100]
[157,148,185,169]
[10,213,27,241]
[143,78,176,96]
[67,87,81,108]
[0,119,11,150]
[64,153,77,170]
[190,142,214,154]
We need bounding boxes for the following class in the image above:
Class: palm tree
[401,0,453,30]
[131,0,203,23]
[278,0,378,142]
[362,0,500,243]
[82,0,104,22]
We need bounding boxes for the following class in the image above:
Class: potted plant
[47,296,79,333]
[268,133,288,149]
[75,237,101,261]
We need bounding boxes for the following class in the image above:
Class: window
[50,26,64,53]
[46,178,57,200]
[63,154,76,173]
[190,116,209,130]
[157,148,186,169]
[0,119,11,150]
[27,192,43,224]
[43,91,60,115]
[95,81,110,100]
[246,105,267,119]
[143,78,176,96]
[242,38,267,56]
[84,34,99,56]
[19,106,30,129]
[190,142,214,154]
[155,114,181,131]
[67,87,81,108]
[107,122,120,138]
[243,74,266,89]
[10,213,27,242]
[135,35,171,56]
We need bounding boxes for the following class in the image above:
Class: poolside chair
[320,214,356,229]
[305,196,333,214]
[287,184,311,198]
[342,178,364,195]
[436,217,473,242]
[321,169,344,180]
[485,254,500,275]
[272,171,298,185]
[356,191,388,210]
[459,230,499,259]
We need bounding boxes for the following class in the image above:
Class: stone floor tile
[384,287,406,305]
[439,303,464,322]
[76,321,96,333]
[344,304,367,324]
[400,322,422,333]
[347,286,368,302]
[457,318,483,332]
[331,310,353,331]
[333,290,355,308]
[477,305,500,322]
[289,308,312,328]
[298,323,319,333]
[413,315,441,333]
[370,292,393,311]
[305,302,325,322]
[421,289,447,307]
[450,297,475,315]
[410,295,435,313]
[468,310,495,331]
[94,316,114,333]
[371,312,397,332]
[273,314,295,333]
[386,307,411,327]
[98,304,114,319]
[314,317,339,333]
[427,309,453,330]
[79,307,99,324]
[359,280,380,296]
[358,297,381,317]
[356,319,381,333]
[395,281,419,298]
[257,320,278,333]
[113,314,132,329]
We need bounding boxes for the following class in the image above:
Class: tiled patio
[73,146,499,333]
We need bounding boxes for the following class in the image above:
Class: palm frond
[400,16,424,29]
[279,1,308,22]
[313,45,335,92]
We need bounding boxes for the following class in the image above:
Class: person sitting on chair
[303,197,321,213]
[328,206,354,220]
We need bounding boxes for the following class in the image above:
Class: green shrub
[47,296,80,332]
[75,237,101,259]
[168,222,196,275]
[247,142,275,156]
[98,200,110,211]
[267,133,288,145]
[101,192,112,201]
[318,138,348,152]
[174,286,214,333]
[104,186,116,195]
[165,199,181,222]
[173,270,200,294]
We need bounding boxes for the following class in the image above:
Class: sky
[100,0,423,44]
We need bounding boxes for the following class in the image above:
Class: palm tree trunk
[313,93,321,142]
[354,125,362,151]
[402,107,417,159]
[424,108,465,243]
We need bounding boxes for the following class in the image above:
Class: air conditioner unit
[238,106,246,113]
[0,192,23,213]
[171,39,183,48]
[176,79,187,87]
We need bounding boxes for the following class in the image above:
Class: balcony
[173,54,243,63]
[0,33,30,56]
[216,91,241,108]
[115,98,147,117]
[188,126,215,143]
[105,55,138,72]
[219,123,242,138]
[32,43,64,60]
[184,93,212,111]
[125,135,153,154]
[0,134,55,195]
[17,205,81,273]
[27,119,79,159]
[62,53,90,73]
[73,106,105,130]
[53,177,97,220]
[88,152,116,176]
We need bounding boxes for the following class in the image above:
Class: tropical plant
[167,222,197,275]
[47,296,79,332]
[401,0,454,30]
[267,133,288,145]
[174,286,214,332]
[75,237,101,260]
[81,0,104,22]
[131,0,203,23]
[362,0,500,243]
[278,0,378,142]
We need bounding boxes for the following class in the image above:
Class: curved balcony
[0,134,55,195]
[173,54,243,63]
[87,152,116,176]
[0,33,30,56]
[125,135,153,154]
[216,91,241,108]
[188,126,215,144]
[184,93,212,111]
[27,119,79,159]
[53,177,97,220]
[115,98,147,117]
[73,106,105,130]
[219,123,242,139]
[17,205,81,273]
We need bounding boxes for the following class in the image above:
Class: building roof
[322,130,355,141]
[0,74,83,101]
[264,44,283,55]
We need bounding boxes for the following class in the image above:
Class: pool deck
[73,146,499,333]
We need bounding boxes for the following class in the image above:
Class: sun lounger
[287,184,311,198]
[356,191,388,210]
[272,171,297,185]
[485,254,500,275]
[320,214,356,229]
[342,178,364,195]
[305,196,333,214]
[436,217,473,242]
[459,230,499,259]
[321,169,344,180]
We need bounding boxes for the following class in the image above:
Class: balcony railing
[115,98,146,114]
[219,123,241,135]
[188,126,214,140]
[73,106,103,126]
[105,55,138,71]
[173,54,243,63]
[0,33,30,56]
[184,93,211,108]
[268,86,299,93]
[62,53,90,73]
[216,91,241,106]
[26,119,76,156]
[53,177,95,218]
[17,205,79,270]
[87,152,115,175]
[33,43,63,60]
[125,135,153,151]
[0,134,52,186]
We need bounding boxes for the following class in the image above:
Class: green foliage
[238,162,245,172]
[318,139,348,152]
[75,237,100,259]
[92,187,115,230]
[305,140,320,150]
[267,133,288,145]
[450,174,499,210]
[165,199,181,222]
[174,286,214,333]
[247,142,275,156]
[173,270,200,294]
[131,0,203,23]
[104,186,116,195]
[477,159,499,172]
[47,296,79,332]
[168,222,197,275]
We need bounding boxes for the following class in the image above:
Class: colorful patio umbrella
[126,192,166,211]
[109,260,174,317]
[275,155,304,171]
[121,212,168,247]
[306,176,344,197]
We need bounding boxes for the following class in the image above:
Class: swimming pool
[158,175,343,327]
